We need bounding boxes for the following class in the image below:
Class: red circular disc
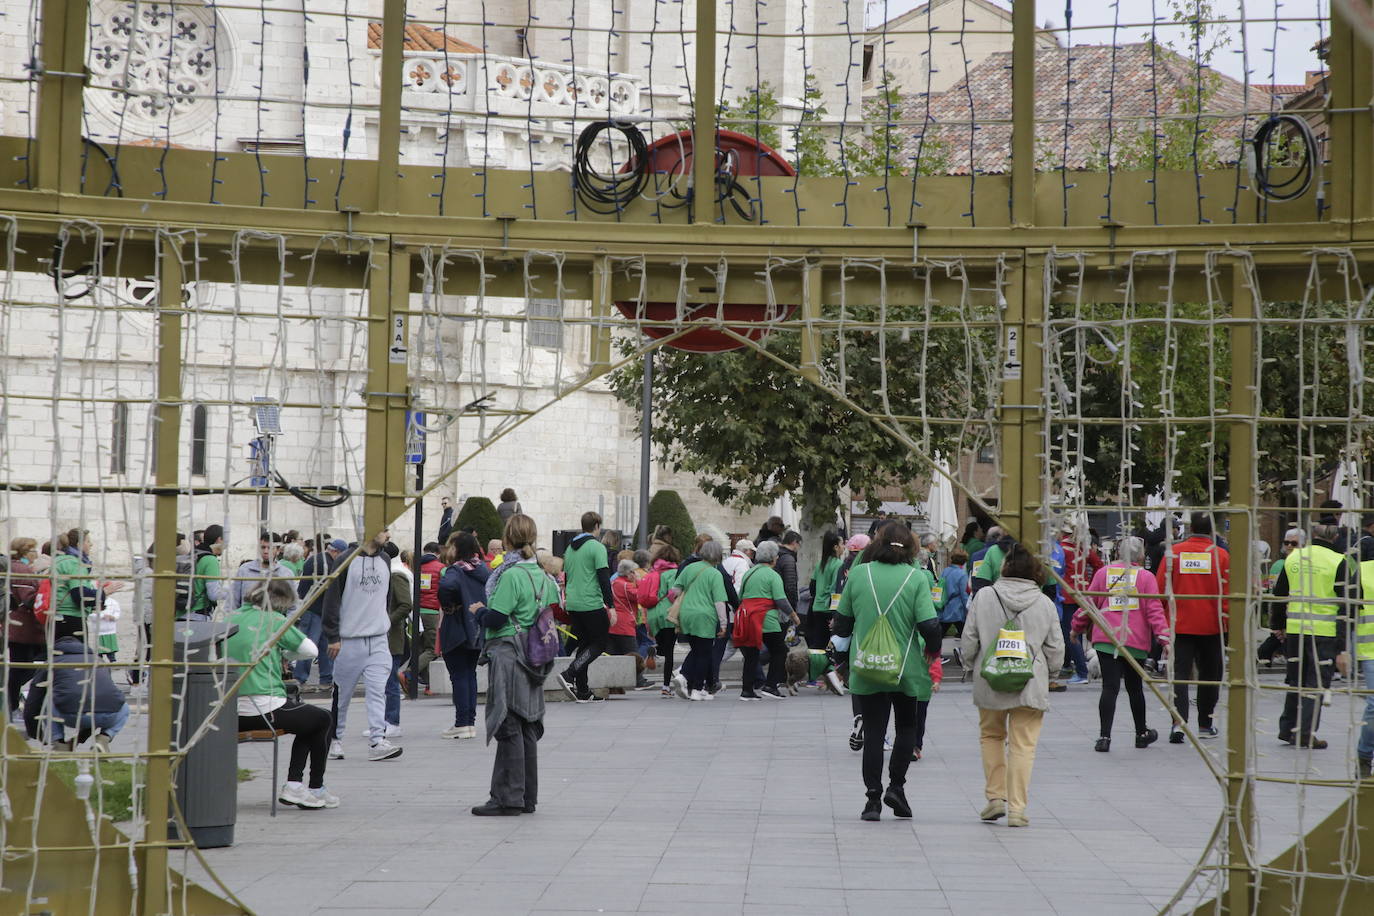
[616,129,797,353]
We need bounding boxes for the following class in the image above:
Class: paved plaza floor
[184,660,1366,916]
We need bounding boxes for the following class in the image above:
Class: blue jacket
[938,565,970,623]
[438,559,490,651]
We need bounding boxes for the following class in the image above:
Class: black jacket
[50,637,127,715]
[437,507,454,546]
[775,548,800,612]
[438,559,489,651]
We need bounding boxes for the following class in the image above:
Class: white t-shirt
[722,553,753,591]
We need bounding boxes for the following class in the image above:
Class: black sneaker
[1094,737,1111,752]
[1135,728,1159,749]
[1169,727,1185,744]
[739,691,761,702]
[556,672,577,700]
[848,716,865,752]
[882,786,912,818]
[1358,757,1372,780]
[759,685,784,700]
[861,797,882,822]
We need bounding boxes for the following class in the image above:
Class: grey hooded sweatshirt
[321,547,392,641]
[961,576,1065,711]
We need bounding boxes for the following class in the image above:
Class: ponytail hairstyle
[504,513,538,560]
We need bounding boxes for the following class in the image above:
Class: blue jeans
[385,653,406,726]
[1359,659,1374,761]
[444,647,480,727]
[1060,604,1089,678]
[634,623,654,658]
[52,704,130,742]
[293,611,334,685]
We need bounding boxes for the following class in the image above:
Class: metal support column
[140,233,185,915]
[1017,256,1045,544]
[1221,262,1258,915]
[589,255,613,375]
[799,262,823,384]
[34,0,88,195]
[638,352,653,549]
[1010,0,1037,227]
[375,0,407,213]
[364,247,412,538]
[997,259,1027,541]
[692,0,718,225]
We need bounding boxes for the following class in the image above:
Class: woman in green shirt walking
[665,539,728,701]
[806,531,844,649]
[469,514,557,816]
[833,525,944,822]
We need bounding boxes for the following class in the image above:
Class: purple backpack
[518,569,560,666]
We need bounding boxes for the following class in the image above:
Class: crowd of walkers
[3,498,1372,822]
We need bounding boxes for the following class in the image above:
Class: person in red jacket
[1058,524,1104,686]
[1159,512,1231,742]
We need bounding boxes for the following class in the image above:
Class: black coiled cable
[1250,114,1315,203]
[572,120,650,215]
[271,470,350,509]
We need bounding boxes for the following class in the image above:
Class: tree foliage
[637,489,697,551]
[455,496,503,546]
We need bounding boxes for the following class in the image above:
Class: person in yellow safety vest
[1357,520,1374,779]
[1269,523,1358,750]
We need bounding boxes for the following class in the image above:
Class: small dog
[785,646,845,696]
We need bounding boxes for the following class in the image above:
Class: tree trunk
[797,478,838,598]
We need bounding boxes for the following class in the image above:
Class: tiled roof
[1254,83,1307,96]
[895,43,1276,174]
[366,22,482,54]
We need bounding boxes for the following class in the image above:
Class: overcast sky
[867,0,1331,84]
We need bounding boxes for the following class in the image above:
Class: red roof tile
[895,43,1277,174]
[367,22,482,55]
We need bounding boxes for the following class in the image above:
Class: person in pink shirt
[1072,535,1171,752]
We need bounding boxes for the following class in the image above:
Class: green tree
[609,312,996,550]
[455,496,503,546]
[637,489,697,551]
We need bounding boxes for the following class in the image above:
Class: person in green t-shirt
[556,511,616,703]
[806,531,845,650]
[736,540,799,700]
[188,524,228,618]
[225,578,337,810]
[666,540,728,701]
[833,524,943,822]
[469,513,556,816]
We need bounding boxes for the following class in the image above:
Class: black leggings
[682,635,715,692]
[1172,633,1224,728]
[238,700,331,789]
[856,692,919,795]
[1097,650,1147,738]
[564,609,610,695]
[656,627,677,687]
[740,630,788,694]
[5,643,45,713]
[805,612,833,649]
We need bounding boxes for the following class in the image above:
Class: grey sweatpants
[330,635,390,742]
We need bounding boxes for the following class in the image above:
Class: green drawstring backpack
[851,566,917,689]
[980,589,1036,693]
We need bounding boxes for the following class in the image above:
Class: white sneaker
[672,671,690,699]
[384,723,403,739]
[440,725,465,739]
[459,726,477,739]
[278,783,325,809]
[1322,689,1333,707]
[368,738,403,761]
[328,739,345,760]
[824,670,846,696]
[310,786,340,808]
[688,689,704,701]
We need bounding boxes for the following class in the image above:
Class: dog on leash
[785,646,846,696]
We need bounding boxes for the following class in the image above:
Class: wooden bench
[237,728,287,816]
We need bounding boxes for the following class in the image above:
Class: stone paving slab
[182,665,1363,915]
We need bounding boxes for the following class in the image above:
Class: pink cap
[845,534,871,552]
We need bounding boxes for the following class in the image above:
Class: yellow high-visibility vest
[1358,559,1374,661]
[1284,545,1342,638]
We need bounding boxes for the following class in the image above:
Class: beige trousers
[978,706,1045,815]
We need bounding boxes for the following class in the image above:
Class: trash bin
[168,620,239,849]
[551,529,582,557]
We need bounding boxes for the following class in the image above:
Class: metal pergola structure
[2,1,1373,913]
